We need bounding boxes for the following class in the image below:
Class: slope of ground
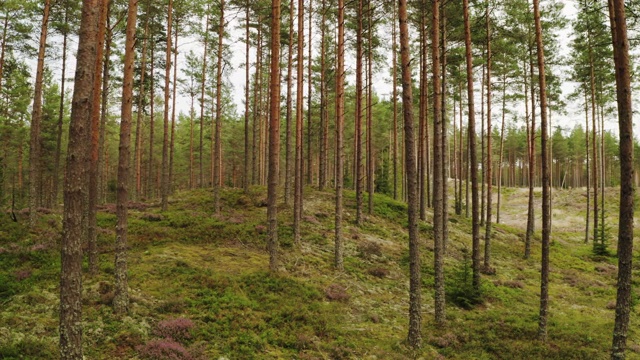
[0,186,638,359]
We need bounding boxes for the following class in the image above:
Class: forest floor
[1,185,639,359]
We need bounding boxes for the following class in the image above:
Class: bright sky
[39,0,637,140]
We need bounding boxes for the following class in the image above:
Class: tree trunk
[354,0,363,225]
[399,0,421,348]
[294,0,304,243]
[532,0,551,341]
[497,72,506,224]
[53,7,69,208]
[318,0,327,191]
[199,12,209,188]
[484,3,493,271]
[98,16,112,204]
[244,4,251,193]
[213,0,225,214]
[148,46,155,198]
[134,14,149,199]
[392,2,398,200]
[0,15,8,92]
[29,0,51,227]
[284,0,294,202]
[432,0,446,326]
[267,0,282,272]
[608,0,634,357]
[440,10,449,252]
[463,0,480,294]
[584,91,591,237]
[335,0,345,271]
[88,0,109,275]
[418,9,427,220]
[525,51,535,259]
[169,22,179,195]
[306,0,313,185]
[114,0,138,315]
[589,30,598,244]
[60,0,98,357]
[457,80,464,215]
[252,24,261,185]
[161,0,173,211]
[366,1,374,215]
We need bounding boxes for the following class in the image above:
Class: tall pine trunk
[134,14,149,199]
[199,12,209,188]
[29,0,51,227]
[432,0,445,326]
[294,0,304,243]
[484,3,493,271]
[318,0,327,191]
[366,2,374,215]
[267,0,282,272]
[354,0,363,225]
[213,0,225,214]
[306,0,313,185]
[169,22,179,195]
[334,0,345,271]
[391,2,398,200]
[60,0,98,357]
[609,0,634,357]
[161,0,173,211]
[88,0,109,275]
[463,0,480,293]
[399,0,421,347]
[114,0,138,315]
[284,0,294,202]
[532,0,551,341]
[53,7,69,208]
[244,4,251,193]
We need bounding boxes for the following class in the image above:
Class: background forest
[0,0,639,358]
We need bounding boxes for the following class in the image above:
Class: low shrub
[153,318,195,342]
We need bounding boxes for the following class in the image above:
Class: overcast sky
[40,0,637,139]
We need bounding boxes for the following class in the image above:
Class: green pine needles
[592,213,611,257]
[447,247,483,309]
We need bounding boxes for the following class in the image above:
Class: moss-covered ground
[1,185,639,359]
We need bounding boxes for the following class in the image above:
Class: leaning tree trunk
[60,0,98,357]
[399,0,421,348]
[608,0,634,357]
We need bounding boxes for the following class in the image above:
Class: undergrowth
[0,187,638,359]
